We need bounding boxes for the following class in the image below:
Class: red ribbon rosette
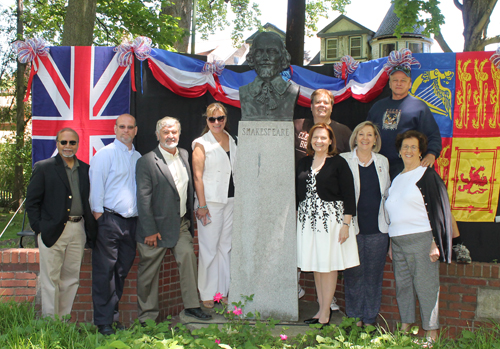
[383,48,421,75]
[490,47,500,70]
[11,38,50,102]
[334,55,360,82]
[114,36,153,92]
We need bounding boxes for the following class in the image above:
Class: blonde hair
[200,103,229,136]
[349,121,381,152]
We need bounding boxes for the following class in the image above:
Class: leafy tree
[393,0,499,52]
[166,0,351,53]
[15,0,184,49]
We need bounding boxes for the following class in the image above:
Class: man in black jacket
[26,127,96,319]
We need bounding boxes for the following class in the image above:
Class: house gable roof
[373,3,428,39]
[246,22,286,44]
[317,15,375,38]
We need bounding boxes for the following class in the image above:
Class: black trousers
[92,211,137,325]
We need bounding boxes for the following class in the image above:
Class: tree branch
[472,0,498,38]
[482,34,500,47]
[435,31,453,52]
[453,0,463,11]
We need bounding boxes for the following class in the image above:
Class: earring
[419,155,422,160]
[398,153,401,158]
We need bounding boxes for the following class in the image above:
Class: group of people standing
[25,62,468,343]
[26,106,237,335]
[295,63,466,343]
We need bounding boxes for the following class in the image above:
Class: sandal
[202,300,214,309]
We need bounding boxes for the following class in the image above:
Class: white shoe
[298,286,305,299]
[330,297,340,311]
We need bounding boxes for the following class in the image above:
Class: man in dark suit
[26,127,96,318]
[136,116,211,323]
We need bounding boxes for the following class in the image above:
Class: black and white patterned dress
[297,168,359,272]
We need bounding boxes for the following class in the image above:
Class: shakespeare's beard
[254,63,281,79]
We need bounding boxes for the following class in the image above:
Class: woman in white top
[340,121,390,327]
[385,130,452,343]
[192,103,237,308]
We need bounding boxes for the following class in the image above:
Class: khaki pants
[137,218,199,322]
[38,219,86,318]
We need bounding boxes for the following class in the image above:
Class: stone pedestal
[229,121,298,321]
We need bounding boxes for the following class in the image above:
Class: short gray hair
[349,121,382,153]
[156,116,181,134]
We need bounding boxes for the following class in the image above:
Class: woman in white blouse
[385,130,452,343]
[192,103,237,308]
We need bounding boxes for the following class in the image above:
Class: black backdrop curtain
[130,58,500,263]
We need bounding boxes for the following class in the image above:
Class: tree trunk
[61,0,97,46]
[461,0,498,51]
[14,0,25,210]
[285,0,305,66]
[162,0,193,53]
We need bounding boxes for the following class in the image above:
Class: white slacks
[38,219,86,318]
[197,198,234,301]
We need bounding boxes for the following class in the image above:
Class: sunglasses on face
[208,116,225,123]
[58,140,78,146]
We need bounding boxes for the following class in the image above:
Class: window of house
[350,36,362,58]
[326,38,338,60]
[408,42,422,53]
[381,43,396,57]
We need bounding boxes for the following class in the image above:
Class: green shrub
[1,299,500,348]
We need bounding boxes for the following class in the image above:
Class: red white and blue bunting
[147,49,390,108]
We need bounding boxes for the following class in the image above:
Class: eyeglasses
[58,140,78,146]
[208,116,225,123]
[401,145,418,151]
[117,125,136,130]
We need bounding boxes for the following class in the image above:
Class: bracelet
[343,222,349,226]
[197,205,207,209]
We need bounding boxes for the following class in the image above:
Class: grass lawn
[0,210,34,248]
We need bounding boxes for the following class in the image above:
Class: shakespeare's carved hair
[246,32,291,72]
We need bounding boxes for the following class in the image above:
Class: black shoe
[97,324,115,335]
[319,310,332,329]
[113,321,126,330]
[320,321,330,329]
[304,318,319,324]
[184,307,212,321]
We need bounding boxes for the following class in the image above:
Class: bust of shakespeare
[239,31,300,121]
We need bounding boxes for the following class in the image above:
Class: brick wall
[299,258,499,337]
[0,247,187,325]
[1,247,498,337]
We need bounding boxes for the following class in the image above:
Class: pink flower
[215,339,221,344]
[280,334,287,341]
[232,306,243,316]
[214,292,223,303]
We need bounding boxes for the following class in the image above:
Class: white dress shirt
[89,139,142,218]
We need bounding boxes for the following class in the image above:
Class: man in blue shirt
[89,114,142,335]
[367,66,442,179]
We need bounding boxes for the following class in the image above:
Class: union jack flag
[31,46,131,164]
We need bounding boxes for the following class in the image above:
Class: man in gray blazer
[136,116,211,323]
